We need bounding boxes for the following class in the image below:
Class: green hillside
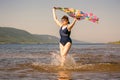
[33,34,58,43]
[0,27,89,44]
[0,27,58,44]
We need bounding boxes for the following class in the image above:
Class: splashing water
[50,52,76,67]
[31,52,77,72]
[50,52,61,66]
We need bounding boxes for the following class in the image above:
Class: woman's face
[61,19,68,25]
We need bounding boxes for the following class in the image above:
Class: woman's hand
[53,7,60,10]
[53,7,59,10]
[53,7,57,9]
[74,18,78,21]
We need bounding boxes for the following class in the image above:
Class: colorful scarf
[55,7,99,23]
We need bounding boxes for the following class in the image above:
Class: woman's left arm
[67,18,77,31]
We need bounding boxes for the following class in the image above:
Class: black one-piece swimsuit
[59,27,72,46]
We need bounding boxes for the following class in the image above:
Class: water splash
[50,52,76,67]
[50,52,61,66]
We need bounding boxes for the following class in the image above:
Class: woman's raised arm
[67,18,77,31]
[52,8,62,27]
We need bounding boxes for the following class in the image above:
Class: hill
[0,27,58,44]
[33,34,59,44]
[0,27,88,44]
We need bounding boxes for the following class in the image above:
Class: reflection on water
[58,71,72,80]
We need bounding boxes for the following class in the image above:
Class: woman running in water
[52,7,77,66]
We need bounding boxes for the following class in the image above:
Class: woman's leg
[59,43,64,55]
[59,43,64,66]
[60,42,72,66]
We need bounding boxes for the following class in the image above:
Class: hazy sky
[0,0,120,43]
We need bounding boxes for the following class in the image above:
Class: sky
[0,0,120,43]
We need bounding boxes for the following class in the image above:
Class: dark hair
[61,15,70,24]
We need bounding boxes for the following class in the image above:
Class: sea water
[0,44,120,80]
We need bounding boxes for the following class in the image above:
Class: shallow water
[0,44,120,80]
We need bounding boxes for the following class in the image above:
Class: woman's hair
[61,15,70,24]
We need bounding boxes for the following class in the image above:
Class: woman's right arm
[52,8,62,27]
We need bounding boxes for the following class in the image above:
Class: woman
[52,7,77,66]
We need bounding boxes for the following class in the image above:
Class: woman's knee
[61,54,66,58]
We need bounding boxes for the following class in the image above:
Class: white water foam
[50,52,61,66]
[50,52,76,67]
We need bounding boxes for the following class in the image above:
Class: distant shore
[108,41,120,44]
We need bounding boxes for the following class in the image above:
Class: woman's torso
[59,26,72,45]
